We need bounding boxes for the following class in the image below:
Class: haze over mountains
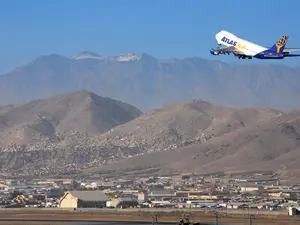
[1,51,300,111]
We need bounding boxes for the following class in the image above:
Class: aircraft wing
[210,46,244,55]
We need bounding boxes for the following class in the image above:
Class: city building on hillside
[148,190,175,199]
[239,186,264,192]
[188,193,219,200]
[268,192,291,199]
[0,183,8,191]
[59,191,108,208]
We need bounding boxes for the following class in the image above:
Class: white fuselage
[216,30,267,56]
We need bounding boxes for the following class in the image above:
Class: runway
[0,209,295,225]
[0,219,232,225]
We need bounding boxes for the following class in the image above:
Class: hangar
[59,191,109,208]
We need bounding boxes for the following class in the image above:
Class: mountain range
[0,89,299,183]
[93,107,300,183]
[0,52,300,181]
[1,51,300,112]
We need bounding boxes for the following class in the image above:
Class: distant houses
[1,174,300,213]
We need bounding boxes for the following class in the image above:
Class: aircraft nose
[216,32,222,40]
[215,32,223,44]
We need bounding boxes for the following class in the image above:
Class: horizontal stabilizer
[283,48,300,53]
[283,54,300,57]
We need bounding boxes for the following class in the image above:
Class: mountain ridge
[85,107,300,182]
[0,89,299,181]
[0,90,142,148]
[0,90,286,177]
[0,52,300,111]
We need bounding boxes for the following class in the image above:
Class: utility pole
[249,214,255,225]
[150,212,159,225]
[150,213,154,225]
[215,212,220,225]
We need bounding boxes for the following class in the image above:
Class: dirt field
[0,208,299,225]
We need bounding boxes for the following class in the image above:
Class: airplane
[210,30,300,59]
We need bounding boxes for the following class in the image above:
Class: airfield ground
[0,208,299,225]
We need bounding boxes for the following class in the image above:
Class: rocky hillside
[0,97,282,177]
[90,100,282,156]
[0,90,142,176]
[0,53,300,111]
[89,108,300,182]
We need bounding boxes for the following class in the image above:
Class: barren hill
[0,90,142,176]
[0,98,281,177]
[0,90,141,147]
[88,108,300,182]
[90,100,282,156]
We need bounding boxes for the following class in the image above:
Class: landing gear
[237,55,252,59]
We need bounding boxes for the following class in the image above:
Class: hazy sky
[1,0,300,73]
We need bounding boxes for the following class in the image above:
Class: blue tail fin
[269,35,289,53]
